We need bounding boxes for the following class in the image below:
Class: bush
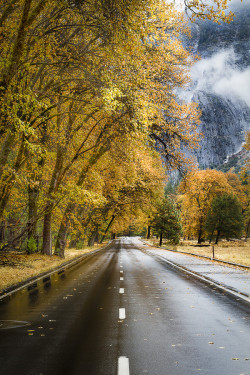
[26,236,37,254]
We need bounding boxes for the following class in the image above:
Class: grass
[149,239,250,267]
[0,245,102,293]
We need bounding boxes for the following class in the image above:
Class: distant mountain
[185,1,250,169]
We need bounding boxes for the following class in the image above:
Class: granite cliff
[186,1,250,169]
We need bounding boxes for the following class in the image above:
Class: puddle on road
[0,320,30,330]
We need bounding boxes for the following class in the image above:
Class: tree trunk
[0,220,5,242]
[54,201,75,257]
[0,133,17,180]
[42,208,52,255]
[100,215,115,243]
[147,225,151,239]
[28,185,38,240]
[42,143,65,254]
[88,227,99,247]
[215,230,220,245]
[159,231,163,246]
[0,136,25,220]
[197,228,203,244]
[245,220,250,240]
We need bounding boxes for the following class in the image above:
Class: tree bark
[147,225,151,239]
[0,136,25,220]
[88,227,99,247]
[27,184,38,240]
[159,231,163,246]
[0,133,17,180]
[100,215,115,243]
[215,230,220,245]
[42,208,53,255]
[197,228,203,244]
[42,144,65,255]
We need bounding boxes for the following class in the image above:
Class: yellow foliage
[179,169,243,241]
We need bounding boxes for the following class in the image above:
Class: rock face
[187,1,250,168]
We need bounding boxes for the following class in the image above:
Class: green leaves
[205,194,244,243]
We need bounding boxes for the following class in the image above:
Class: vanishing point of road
[0,238,249,375]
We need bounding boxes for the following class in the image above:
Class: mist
[191,48,250,106]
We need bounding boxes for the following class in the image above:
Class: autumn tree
[240,131,250,238]
[0,0,236,253]
[205,194,244,244]
[179,169,237,243]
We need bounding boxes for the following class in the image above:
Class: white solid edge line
[119,308,126,319]
[118,356,130,375]
[119,288,124,294]
[156,254,250,304]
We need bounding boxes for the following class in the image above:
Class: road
[0,238,249,375]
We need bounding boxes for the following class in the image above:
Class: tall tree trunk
[42,144,65,255]
[0,136,25,220]
[42,208,53,255]
[197,228,203,244]
[0,220,5,242]
[28,184,38,240]
[27,124,47,243]
[88,227,99,247]
[0,133,17,180]
[1,0,47,90]
[147,225,151,239]
[159,231,163,246]
[100,215,115,243]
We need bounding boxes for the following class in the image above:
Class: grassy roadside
[0,245,104,293]
[148,239,250,267]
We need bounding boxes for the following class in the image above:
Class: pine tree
[205,194,244,244]
[152,198,182,246]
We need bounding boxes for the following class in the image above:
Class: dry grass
[151,239,250,267]
[0,245,101,293]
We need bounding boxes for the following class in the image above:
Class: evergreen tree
[205,194,244,244]
[152,198,182,246]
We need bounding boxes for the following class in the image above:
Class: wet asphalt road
[0,238,249,375]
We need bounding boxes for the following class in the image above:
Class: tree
[179,169,235,243]
[205,194,244,244]
[240,131,250,238]
[152,198,182,246]
[0,0,237,253]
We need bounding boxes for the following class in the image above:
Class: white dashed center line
[120,277,124,281]
[118,356,130,375]
[119,308,126,319]
[119,288,124,294]
[120,270,123,274]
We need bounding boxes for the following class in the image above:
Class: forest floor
[0,245,102,293]
[150,239,250,267]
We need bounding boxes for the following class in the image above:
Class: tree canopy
[205,194,244,243]
[0,0,239,254]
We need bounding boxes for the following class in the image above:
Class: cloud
[191,48,250,106]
